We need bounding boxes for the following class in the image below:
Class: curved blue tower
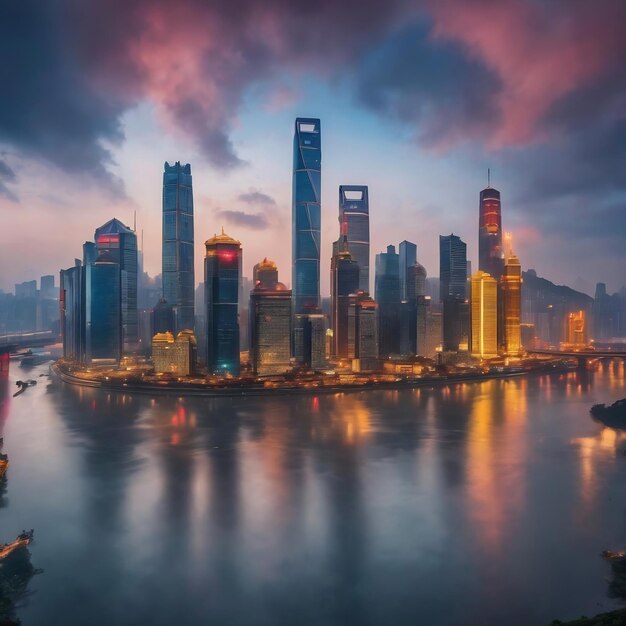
[292,118,321,314]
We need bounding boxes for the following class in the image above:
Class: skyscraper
[502,253,522,355]
[162,161,195,331]
[566,310,587,346]
[85,252,122,363]
[249,262,292,376]
[204,230,241,376]
[253,258,279,289]
[337,185,370,293]
[94,218,138,350]
[347,293,378,371]
[470,271,498,359]
[479,180,504,281]
[292,118,321,314]
[406,262,427,300]
[375,245,402,357]
[399,240,417,300]
[60,261,85,363]
[331,238,360,358]
[440,234,468,352]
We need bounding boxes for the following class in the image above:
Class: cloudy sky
[1,0,625,295]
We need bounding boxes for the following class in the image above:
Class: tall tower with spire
[479,170,504,281]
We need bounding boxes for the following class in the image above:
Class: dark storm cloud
[215,209,270,231]
[0,0,412,180]
[0,159,18,203]
[238,191,277,206]
[0,2,127,193]
[353,20,502,147]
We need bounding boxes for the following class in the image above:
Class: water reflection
[2,366,626,625]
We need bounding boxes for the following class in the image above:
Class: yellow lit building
[152,330,197,376]
[501,253,522,355]
[471,271,498,359]
[566,310,587,347]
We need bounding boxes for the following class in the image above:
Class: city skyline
[1,2,625,295]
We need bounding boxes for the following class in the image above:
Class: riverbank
[50,360,568,398]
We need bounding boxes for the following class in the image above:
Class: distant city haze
[1,1,625,294]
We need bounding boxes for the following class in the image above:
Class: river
[1,362,625,625]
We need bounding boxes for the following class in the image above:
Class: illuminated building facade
[470,271,498,359]
[292,118,321,314]
[162,161,195,332]
[399,240,417,300]
[440,234,468,352]
[502,254,522,355]
[479,184,504,281]
[204,230,241,376]
[331,239,360,358]
[85,252,122,363]
[566,310,587,346]
[338,185,370,293]
[375,245,401,357]
[94,218,138,349]
[152,330,197,376]
[249,262,292,376]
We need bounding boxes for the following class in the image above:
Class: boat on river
[0,530,34,561]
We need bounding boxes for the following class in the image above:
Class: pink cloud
[427,0,626,147]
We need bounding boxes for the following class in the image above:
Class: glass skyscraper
[479,184,504,281]
[85,252,122,363]
[331,240,360,358]
[375,245,402,357]
[94,218,137,349]
[338,185,369,294]
[292,118,321,314]
[163,161,195,331]
[399,240,417,300]
[440,234,469,352]
[204,230,241,376]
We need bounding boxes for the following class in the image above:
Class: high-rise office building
[337,185,370,293]
[94,218,138,349]
[60,261,85,363]
[331,238,360,358]
[470,271,498,359]
[162,161,195,331]
[415,295,431,357]
[440,234,468,352]
[502,253,522,355]
[407,262,427,300]
[347,293,378,371]
[153,297,175,334]
[292,118,321,313]
[375,245,402,357]
[249,263,292,376]
[253,258,279,289]
[479,181,504,281]
[566,310,587,346]
[294,313,326,370]
[85,252,122,363]
[204,230,241,376]
[399,241,417,300]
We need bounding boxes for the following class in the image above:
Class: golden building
[566,310,587,346]
[501,253,522,355]
[471,271,498,359]
[152,330,197,376]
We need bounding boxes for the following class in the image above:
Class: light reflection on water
[0,363,625,626]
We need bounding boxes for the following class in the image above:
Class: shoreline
[50,361,568,398]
